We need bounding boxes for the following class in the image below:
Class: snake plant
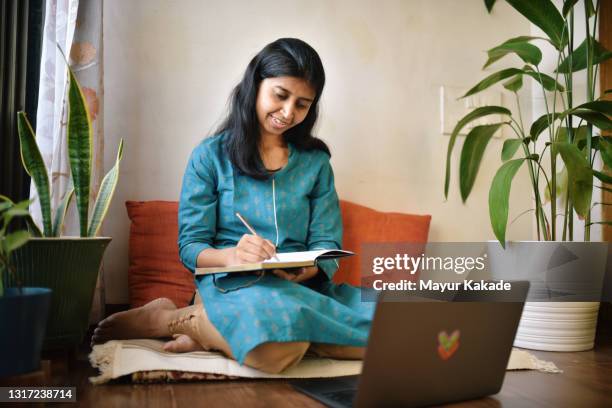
[17,65,124,237]
[445,0,612,246]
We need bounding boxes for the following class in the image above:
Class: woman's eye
[275,93,288,100]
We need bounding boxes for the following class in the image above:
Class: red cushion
[335,201,431,286]
[126,201,195,308]
[126,200,431,307]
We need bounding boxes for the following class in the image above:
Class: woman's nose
[280,103,294,120]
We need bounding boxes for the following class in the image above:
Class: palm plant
[445,0,612,246]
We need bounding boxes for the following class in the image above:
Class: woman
[92,38,375,374]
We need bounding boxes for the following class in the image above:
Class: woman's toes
[98,316,114,327]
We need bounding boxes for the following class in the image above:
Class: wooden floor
[1,331,608,407]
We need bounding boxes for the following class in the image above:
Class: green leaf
[484,39,542,69]
[522,69,565,92]
[501,139,523,161]
[562,0,579,16]
[572,111,612,130]
[593,170,612,184]
[52,187,74,237]
[489,159,526,246]
[67,68,92,237]
[2,209,29,235]
[506,0,568,50]
[0,195,41,237]
[599,138,612,168]
[575,129,596,150]
[11,199,30,212]
[460,123,504,202]
[503,74,523,92]
[530,113,561,140]
[557,39,612,73]
[444,106,511,199]
[556,142,593,217]
[484,0,497,13]
[574,100,612,116]
[88,139,124,237]
[17,112,52,236]
[4,208,30,219]
[5,230,30,252]
[544,166,568,205]
[464,67,563,97]
[556,126,587,147]
[464,68,523,97]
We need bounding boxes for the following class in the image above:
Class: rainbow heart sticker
[437,330,460,360]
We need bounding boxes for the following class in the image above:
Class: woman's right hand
[227,234,277,265]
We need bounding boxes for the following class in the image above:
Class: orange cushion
[334,200,431,286]
[126,201,195,308]
[126,200,431,307]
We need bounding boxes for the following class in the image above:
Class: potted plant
[2,61,124,350]
[444,0,611,351]
[0,197,52,376]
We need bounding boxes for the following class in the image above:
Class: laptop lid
[354,281,529,408]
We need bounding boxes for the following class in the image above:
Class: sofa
[126,200,431,308]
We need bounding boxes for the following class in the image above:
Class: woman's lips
[270,115,290,129]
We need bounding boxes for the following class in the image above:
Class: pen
[235,212,280,262]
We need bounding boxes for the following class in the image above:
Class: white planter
[487,241,607,352]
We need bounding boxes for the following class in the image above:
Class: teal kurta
[178,133,374,364]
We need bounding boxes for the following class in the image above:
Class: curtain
[0,0,44,203]
[30,0,79,232]
[32,0,106,322]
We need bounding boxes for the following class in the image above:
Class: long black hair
[214,38,330,180]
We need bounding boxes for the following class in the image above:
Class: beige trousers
[169,292,365,374]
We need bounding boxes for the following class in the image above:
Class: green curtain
[0,0,44,202]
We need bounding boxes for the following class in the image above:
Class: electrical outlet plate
[440,85,506,138]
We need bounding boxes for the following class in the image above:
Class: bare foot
[91,298,177,346]
[163,334,206,353]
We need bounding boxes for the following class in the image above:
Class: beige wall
[102,0,533,303]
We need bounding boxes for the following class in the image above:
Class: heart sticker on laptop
[437,330,460,360]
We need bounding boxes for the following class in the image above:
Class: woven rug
[89,339,561,384]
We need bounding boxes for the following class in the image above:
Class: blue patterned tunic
[178,133,374,364]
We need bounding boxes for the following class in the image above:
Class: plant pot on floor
[3,237,111,350]
[0,287,52,377]
[487,241,608,352]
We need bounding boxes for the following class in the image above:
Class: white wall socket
[440,85,506,138]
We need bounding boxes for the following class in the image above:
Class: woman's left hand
[272,266,319,283]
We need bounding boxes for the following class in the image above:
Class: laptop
[291,281,529,408]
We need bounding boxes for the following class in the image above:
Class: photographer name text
[372,279,511,292]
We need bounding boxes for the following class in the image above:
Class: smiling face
[255,76,316,140]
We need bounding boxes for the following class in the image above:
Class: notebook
[194,249,354,275]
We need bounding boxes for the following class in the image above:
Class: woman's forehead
[263,77,315,100]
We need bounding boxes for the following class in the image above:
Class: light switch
[440,85,506,138]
